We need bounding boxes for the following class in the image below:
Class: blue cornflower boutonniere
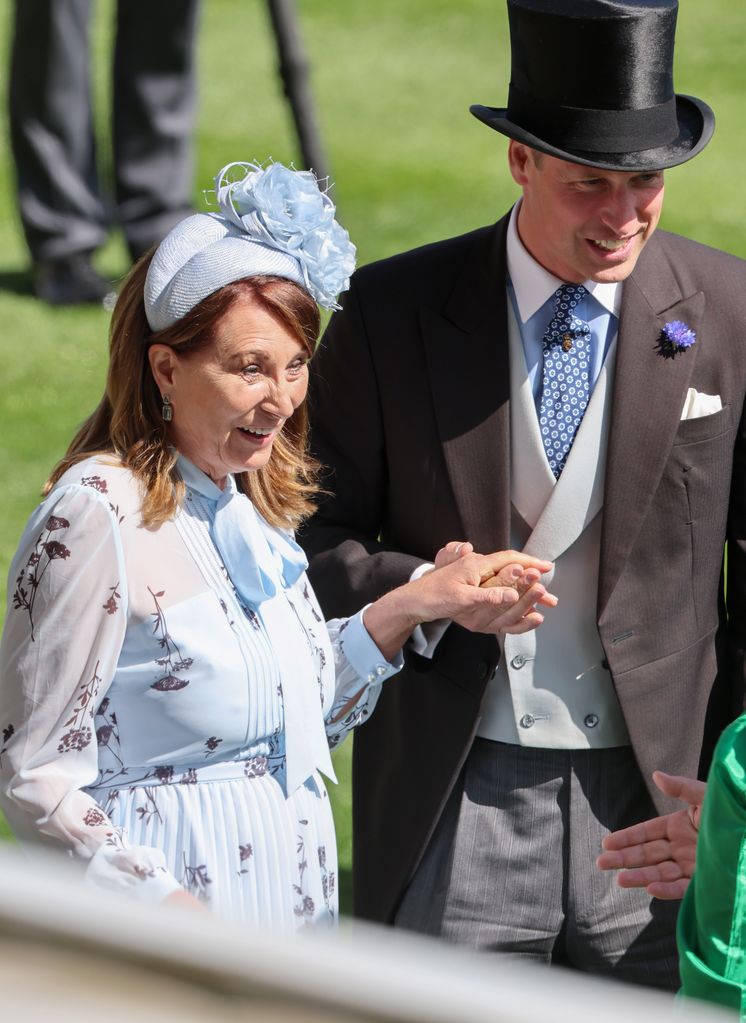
[657,320,697,359]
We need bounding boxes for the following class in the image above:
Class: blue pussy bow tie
[177,455,335,794]
[213,487,307,605]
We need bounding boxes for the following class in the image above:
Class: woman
[0,161,555,928]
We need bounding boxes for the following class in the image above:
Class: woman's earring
[162,394,173,422]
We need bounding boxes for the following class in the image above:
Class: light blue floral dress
[0,454,400,929]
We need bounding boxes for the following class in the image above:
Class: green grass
[1,0,745,887]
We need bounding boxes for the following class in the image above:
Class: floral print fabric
[0,455,400,927]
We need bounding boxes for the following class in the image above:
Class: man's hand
[596,771,707,899]
[434,541,557,636]
[363,543,556,660]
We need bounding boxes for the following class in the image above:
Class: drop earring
[162,394,173,422]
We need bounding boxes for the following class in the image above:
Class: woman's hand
[163,889,210,912]
[435,540,557,619]
[363,544,556,661]
[435,541,555,600]
[596,771,706,899]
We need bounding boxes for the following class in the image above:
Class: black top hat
[471,0,714,170]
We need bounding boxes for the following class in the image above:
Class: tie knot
[554,283,587,314]
[543,283,590,350]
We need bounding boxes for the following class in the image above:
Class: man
[301,0,746,988]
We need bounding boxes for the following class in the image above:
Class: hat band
[507,85,679,154]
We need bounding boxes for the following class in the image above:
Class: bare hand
[435,542,557,618]
[596,771,706,900]
[163,889,210,912]
[433,540,475,569]
[426,546,556,632]
[364,545,556,660]
[443,546,556,635]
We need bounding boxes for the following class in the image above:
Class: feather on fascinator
[144,161,356,332]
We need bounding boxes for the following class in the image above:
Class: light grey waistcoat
[476,301,630,748]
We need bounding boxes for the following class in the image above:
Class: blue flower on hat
[657,319,697,359]
[214,161,356,309]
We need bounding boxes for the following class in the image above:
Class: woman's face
[150,295,309,486]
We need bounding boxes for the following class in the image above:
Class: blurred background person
[9,0,200,306]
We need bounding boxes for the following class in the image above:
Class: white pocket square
[680,388,722,420]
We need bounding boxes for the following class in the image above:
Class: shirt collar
[506,202,622,323]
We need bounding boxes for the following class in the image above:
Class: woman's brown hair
[46,254,322,529]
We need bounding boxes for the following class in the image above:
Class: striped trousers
[395,739,679,990]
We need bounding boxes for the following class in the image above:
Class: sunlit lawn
[1,0,744,904]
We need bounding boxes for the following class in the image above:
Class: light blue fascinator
[144,161,356,332]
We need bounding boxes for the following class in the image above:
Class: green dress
[678,714,746,1015]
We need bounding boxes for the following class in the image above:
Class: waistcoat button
[519,713,535,729]
[584,713,599,729]
[511,654,526,669]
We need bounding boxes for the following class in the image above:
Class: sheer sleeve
[324,609,403,751]
[0,484,181,902]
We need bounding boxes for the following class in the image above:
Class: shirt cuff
[407,563,451,659]
[348,606,404,683]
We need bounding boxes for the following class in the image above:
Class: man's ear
[507,140,532,187]
[148,343,178,395]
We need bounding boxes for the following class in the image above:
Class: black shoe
[33,254,116,307]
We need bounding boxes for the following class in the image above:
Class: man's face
[508,143,665,283]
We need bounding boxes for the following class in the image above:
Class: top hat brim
[470,94,715,172]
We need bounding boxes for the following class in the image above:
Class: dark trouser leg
[564,746,679,988]
[395,740,679,990]
[9,0,107,261]
[113,0,200,261]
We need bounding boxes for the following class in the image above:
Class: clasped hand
[363,541,556,661]
[428,540,556,635]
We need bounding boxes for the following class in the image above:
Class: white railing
[0,845,730,1023]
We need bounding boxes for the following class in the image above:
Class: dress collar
[175,453,233,501]
[176,451,307,599]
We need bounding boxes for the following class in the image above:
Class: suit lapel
[599,236,705,615]
[421,218,511,554]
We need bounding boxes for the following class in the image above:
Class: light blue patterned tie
[538,284,592,478]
